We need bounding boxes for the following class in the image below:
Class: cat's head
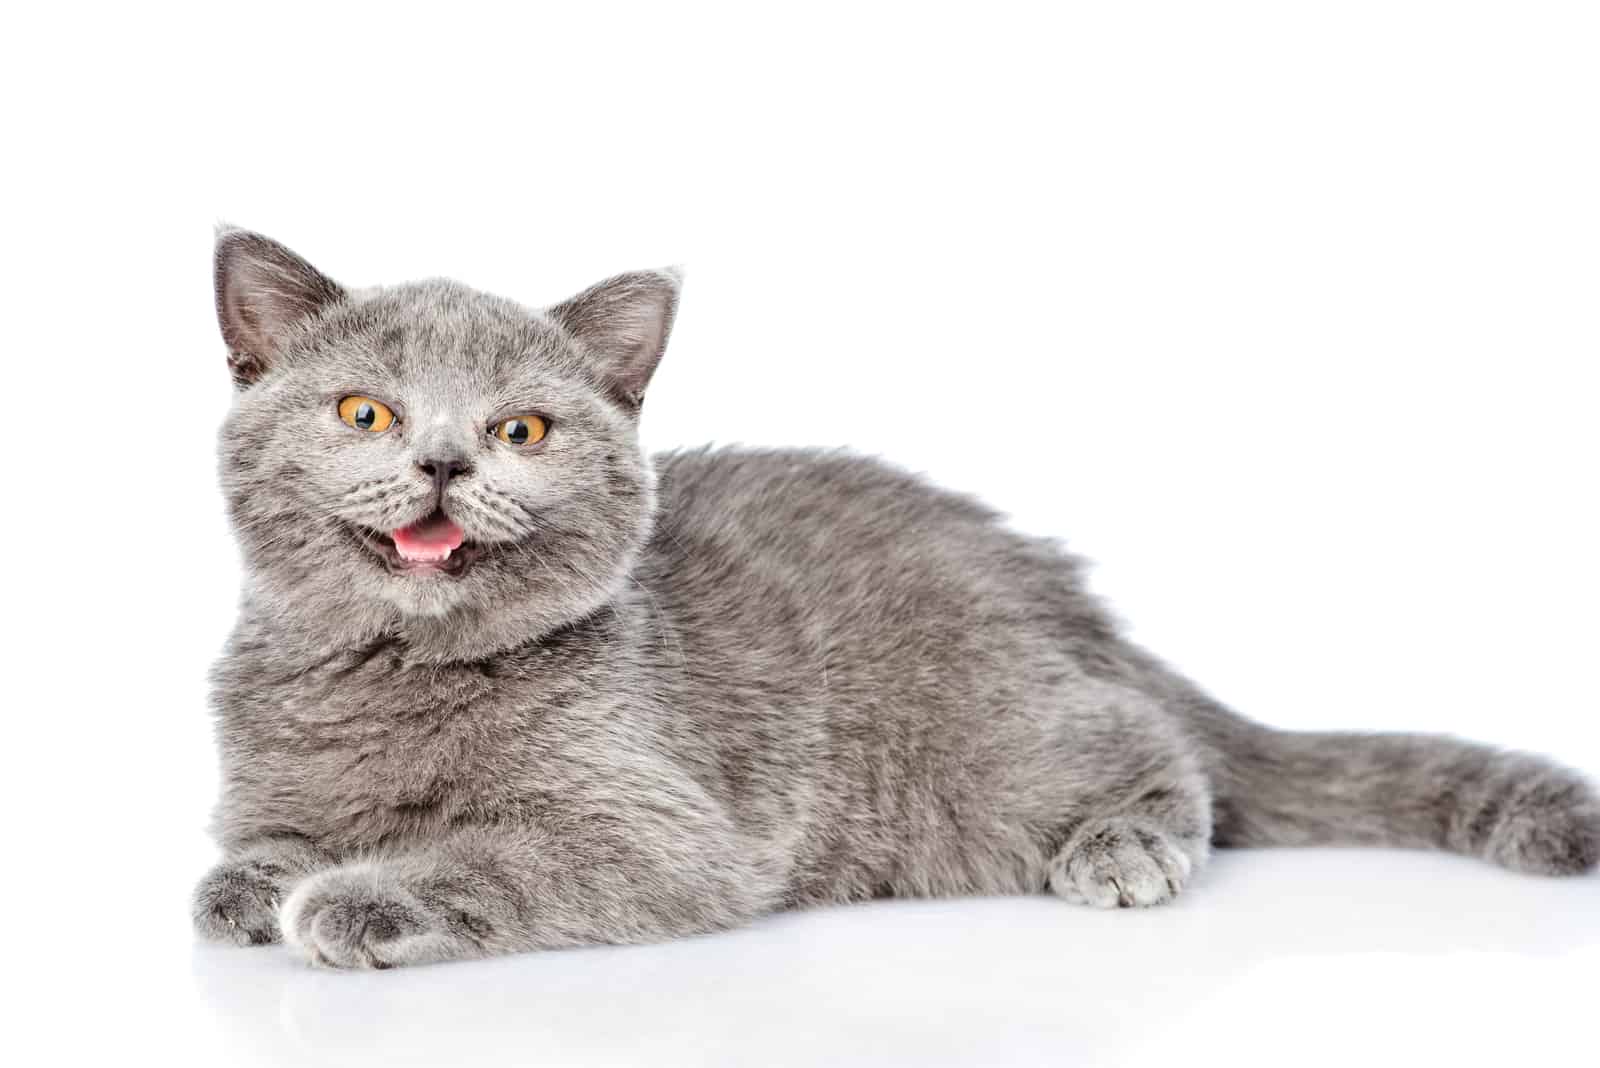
[213,228,678,660]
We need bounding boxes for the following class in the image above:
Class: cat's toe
[1049,818,1195,908]
[192,862,282,946]
[1484,772,1600,876]
[281,867,435,969]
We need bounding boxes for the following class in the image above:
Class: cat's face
[214,230,679,659]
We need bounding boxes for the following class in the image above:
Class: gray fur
[194,229,1600,969]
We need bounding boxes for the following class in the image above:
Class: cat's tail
[1174,687,1600,875]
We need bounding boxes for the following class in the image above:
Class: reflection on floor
[188,848,1599,1068]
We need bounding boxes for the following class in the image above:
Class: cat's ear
[548,268,682,409]
[214,227,346,388]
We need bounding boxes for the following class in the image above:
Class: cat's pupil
[506,420,529,444]
[354,403,375,430]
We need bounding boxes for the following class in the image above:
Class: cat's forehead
[320,279,577,383]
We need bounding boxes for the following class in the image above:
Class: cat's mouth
[349,510,480,577]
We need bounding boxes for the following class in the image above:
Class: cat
[193,228,1600,969]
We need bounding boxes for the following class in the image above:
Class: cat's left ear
[548,268,682,409]
[214,227,347,388]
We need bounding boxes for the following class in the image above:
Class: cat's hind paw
[1048,817,1200,908]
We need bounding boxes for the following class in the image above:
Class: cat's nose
[417,456,473,491]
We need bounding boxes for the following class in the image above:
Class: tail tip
[1482,773,1600,876]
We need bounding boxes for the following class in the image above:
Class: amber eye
[493,415,549,446]
[337,396,396,433]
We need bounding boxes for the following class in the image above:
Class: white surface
[6,3,1599,1065]
[117,852,1600,1066]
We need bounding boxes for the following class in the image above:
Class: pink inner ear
[215,229,346,386]
[548,269,681,401]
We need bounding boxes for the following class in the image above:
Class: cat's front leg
[192,834,332,946]
[280,820,769,969]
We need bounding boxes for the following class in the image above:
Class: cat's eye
[337,396,396,433]
[492,415,549,447]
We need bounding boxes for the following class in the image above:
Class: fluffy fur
[194,230,1600,969]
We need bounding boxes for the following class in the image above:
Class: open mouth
[351,510,480,576]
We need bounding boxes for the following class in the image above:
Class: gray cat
[193,229,1600,969]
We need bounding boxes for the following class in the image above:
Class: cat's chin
[346,524,482,578]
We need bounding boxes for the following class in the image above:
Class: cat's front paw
[192,860,284,946]
[281,866,453,969]
[1049,817,1198,908]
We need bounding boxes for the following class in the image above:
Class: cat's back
[646,446,1116,682]
[653,446,1014,576]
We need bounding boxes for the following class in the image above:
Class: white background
[5,3,1597,1065]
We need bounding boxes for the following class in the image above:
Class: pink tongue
[392,513,465,563]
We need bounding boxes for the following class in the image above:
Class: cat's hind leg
[1049,808,1209,908]
[1044,701,1213,908]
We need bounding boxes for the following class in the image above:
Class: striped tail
[1175,688,1600,875]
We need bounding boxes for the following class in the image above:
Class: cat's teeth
[397,545,452,564]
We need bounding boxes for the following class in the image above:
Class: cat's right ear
[214,227,346,388]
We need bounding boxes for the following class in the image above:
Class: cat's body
[214,448,1185,914]
[195,231,1599,968]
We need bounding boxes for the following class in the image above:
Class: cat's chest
[219,644,569,848]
